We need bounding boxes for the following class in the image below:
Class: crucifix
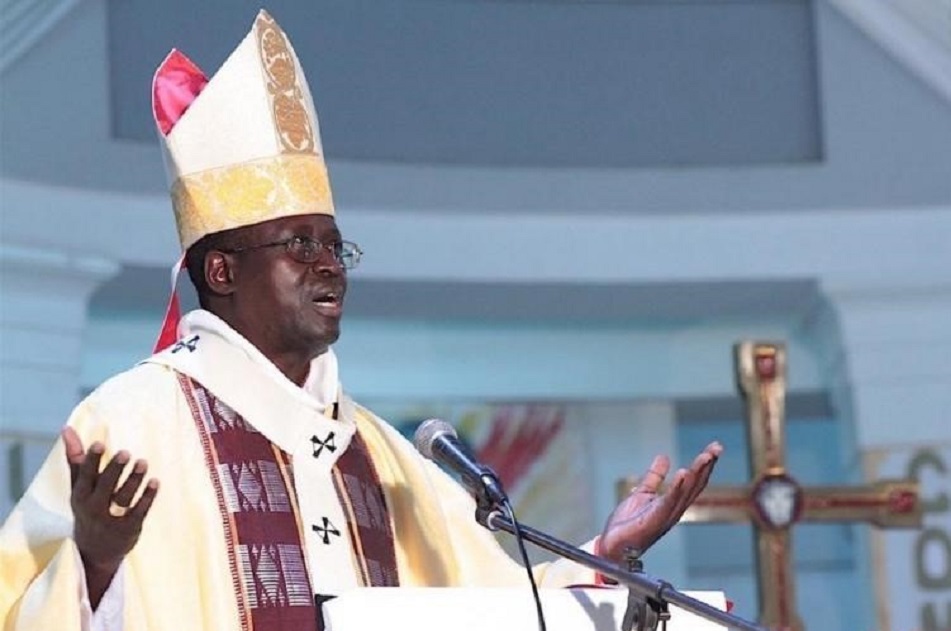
[618,341,922,631]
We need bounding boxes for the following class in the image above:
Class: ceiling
[108,0,821,169]
[4,0,951,214]
[2,0,946,350]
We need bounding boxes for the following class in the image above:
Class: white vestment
[0,311,596,630]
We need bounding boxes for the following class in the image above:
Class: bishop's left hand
[598,442,722,564]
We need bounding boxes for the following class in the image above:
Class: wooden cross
[618,341,922,631]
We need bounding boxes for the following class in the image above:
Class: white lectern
[323,587,728,631]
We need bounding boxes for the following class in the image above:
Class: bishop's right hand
[62,426,159,608]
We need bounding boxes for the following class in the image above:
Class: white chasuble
[0,310,597,631]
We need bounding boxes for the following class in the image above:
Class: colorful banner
[367,400,597,563]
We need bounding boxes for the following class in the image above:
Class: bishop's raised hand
[62,426,159,609]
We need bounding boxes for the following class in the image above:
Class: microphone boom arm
[475,502,766,631]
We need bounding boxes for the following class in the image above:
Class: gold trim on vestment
[172,154,334,250]
[255,11,316,154]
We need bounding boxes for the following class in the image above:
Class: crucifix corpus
[618,341,922,631]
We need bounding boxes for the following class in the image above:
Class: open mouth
[312,292,343,317]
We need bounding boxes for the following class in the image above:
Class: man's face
[228,214,347,360]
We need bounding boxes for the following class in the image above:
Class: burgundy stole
[330,429,400,588]
[178,375,399,631]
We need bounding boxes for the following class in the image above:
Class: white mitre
[152,9,334,252]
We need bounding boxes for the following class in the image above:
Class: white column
[819,281,951,631]
[0,245,119,517]
[823,283,951,450]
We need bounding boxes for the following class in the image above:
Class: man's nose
[312,244,343,274]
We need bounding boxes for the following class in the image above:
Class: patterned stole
[177,374,399,631]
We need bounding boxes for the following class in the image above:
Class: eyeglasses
[220,236,363,270]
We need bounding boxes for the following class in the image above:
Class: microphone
[413,418,509,508]
[415,420,548,631]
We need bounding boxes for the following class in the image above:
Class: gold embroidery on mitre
[172,154,334,250]
[255,11,315,154]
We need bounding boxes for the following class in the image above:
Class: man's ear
[205,251,237,297]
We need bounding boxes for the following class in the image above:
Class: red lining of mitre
[152,256,185,353]
[151,49,206,352]
[152,49,209,135]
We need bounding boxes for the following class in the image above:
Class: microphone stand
[475,501,766,631]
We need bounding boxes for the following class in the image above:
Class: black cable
[503,499,547,631]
